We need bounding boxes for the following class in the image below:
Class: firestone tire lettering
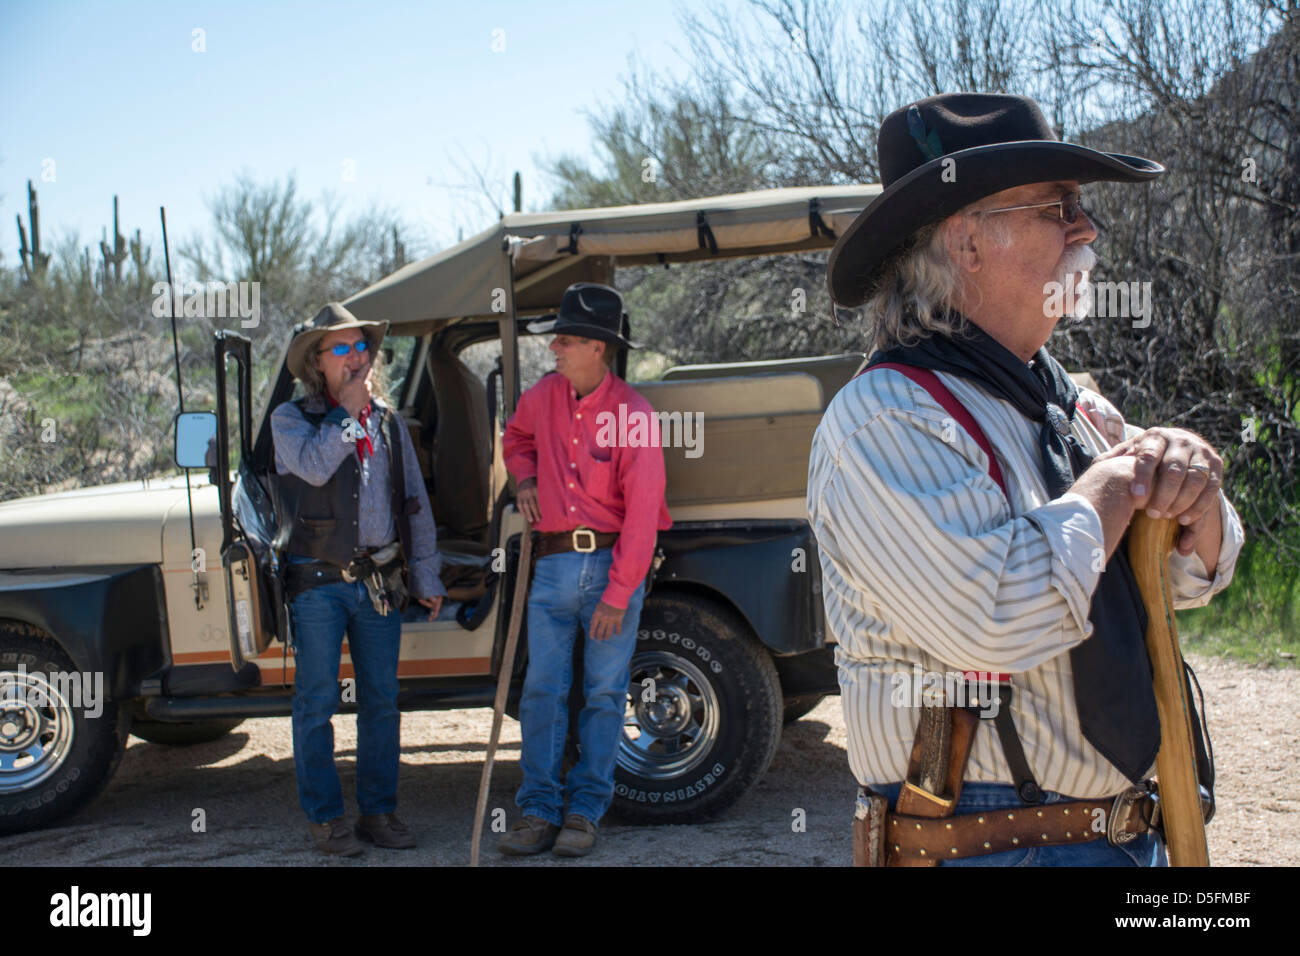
[639,627,724,674]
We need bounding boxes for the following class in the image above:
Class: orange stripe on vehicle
[393,657,492,676]
[169,655,491,681]
[257,657,492,684]
[172,651,235,664]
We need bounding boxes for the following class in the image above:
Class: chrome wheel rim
[619,650,719,780]
[0,669,75,794]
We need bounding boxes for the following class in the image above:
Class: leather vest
[271,398,416,569]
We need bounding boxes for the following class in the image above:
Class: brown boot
[551,814,597,858]
[355,813,417,849]
[308,817,364,857]
[498,814,561,856]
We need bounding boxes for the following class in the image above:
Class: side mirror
[175,411,218,469]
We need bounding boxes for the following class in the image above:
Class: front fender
[653,521,824,655]
[0,564,170,698]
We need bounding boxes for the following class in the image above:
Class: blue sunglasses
[318,340,369,357]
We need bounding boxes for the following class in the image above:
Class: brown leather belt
[534,527,619,559]
[858,784,1159,865]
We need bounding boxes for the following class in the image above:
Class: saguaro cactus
[16,180,51,281]
[99,196,128,289]
[130,227,151,294]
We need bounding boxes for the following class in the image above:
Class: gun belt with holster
[283,541,408,617]
[852,678,1183,866]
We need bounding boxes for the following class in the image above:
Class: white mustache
[1056,245,1098,319]
[1059,244,1097,282]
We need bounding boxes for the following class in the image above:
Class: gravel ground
[1,652,1293,867]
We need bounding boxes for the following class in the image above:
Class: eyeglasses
[317,340,369,357]
[978,194,1088,225]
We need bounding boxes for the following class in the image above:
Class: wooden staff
[1127,514,1210,867]
[468,521,533,867]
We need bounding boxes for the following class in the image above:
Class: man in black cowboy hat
[271,302,447,856]
[497,283,671,858]
[807,93,1243,865]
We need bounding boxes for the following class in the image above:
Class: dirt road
[1,652,1293,867]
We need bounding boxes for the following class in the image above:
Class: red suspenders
[864,363,1009,497]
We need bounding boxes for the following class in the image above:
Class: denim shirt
[271,394,447,600]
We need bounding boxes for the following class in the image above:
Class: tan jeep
[0,185,880,835]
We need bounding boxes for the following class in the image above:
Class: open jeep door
[175,331,280,671]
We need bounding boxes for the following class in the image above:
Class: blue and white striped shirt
[807,367,1243,798]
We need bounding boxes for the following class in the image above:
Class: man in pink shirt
[498,283,672,858]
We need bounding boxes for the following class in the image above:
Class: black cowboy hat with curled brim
[827,92,1166,308]
[286,302,389,382]
[526,282,642,349]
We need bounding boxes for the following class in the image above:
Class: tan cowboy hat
[286,302,389,382]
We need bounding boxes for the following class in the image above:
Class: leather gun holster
[853,702,979,867]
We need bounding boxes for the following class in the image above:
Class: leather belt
[870,784,1159,865]
[534,527,618,559]
[285,543,403,595]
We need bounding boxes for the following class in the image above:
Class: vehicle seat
[428,349,492,544]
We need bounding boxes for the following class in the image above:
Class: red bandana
[324,391,374,462]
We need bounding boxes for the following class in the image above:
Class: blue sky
[1,0,735,267]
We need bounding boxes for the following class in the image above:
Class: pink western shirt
[503,369,672,608]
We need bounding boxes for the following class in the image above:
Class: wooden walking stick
[1127,514,1210,867]
[468,518,533,867]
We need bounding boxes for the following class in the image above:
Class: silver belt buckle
[571,528,597,553]
[1108,785,1153,845]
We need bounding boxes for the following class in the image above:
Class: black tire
[782,693,828,724]
[130,717,244,746]
[0,623,129,835]
[612,593,782,824]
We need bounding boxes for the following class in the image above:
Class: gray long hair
[862,207,1015,351]
[299,327,396,407]
[861,221,964,352]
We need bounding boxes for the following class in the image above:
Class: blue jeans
[288,554,403,824]
[516,548,646,826]
[870,781,1168,866]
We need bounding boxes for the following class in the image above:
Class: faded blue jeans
[516,548,645,826]
[869,781,1168,866]
[288,553,403,824]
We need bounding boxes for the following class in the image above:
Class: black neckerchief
[868,316,1159,785]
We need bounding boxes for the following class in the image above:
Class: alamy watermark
[0,664,104,719]
[151,280,260,328]
[889,665,1001,717]
[49,885,151,936]
[594,403,704,459]
[1043,277,1153,328]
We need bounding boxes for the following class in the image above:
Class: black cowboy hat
[827,92,1165,307]
[527,282,641,349]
